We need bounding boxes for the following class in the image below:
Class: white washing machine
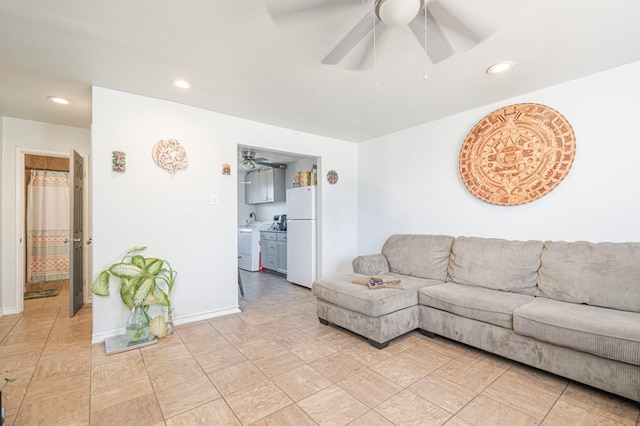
[238,225,261,271]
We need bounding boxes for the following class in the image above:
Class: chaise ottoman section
[312,273,442,348]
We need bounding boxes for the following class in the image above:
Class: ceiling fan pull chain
[423,2,428,80]
[373,11,379,87]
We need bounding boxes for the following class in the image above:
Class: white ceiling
[1,0,639,142]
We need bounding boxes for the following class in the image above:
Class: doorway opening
[236,145,321,290]
[23,154,70,303]
[15,148,91,316]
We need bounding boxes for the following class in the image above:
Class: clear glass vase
[126,306,149,343]
[162,307,175,335]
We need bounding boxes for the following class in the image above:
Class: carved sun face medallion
[459,103,576,206]
[152,139,188,174]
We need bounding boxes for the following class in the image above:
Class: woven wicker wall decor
[459,103,576,206]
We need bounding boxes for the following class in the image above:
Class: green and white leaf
[131,255,146,269]
[133,276,155,306]
[90,271,111,296]
[120,279,134,310]
[148,315,167,338]
[144,258,164,275]
[110,263,143,279]
[146,286,169,307]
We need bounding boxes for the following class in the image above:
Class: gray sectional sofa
[311,234,640,402]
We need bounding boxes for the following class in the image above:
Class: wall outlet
[211,194,218,205]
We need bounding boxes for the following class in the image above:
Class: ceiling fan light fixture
[240,149,256,169]
[487,61,515,75]
[376,0,423,26]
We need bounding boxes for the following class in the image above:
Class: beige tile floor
[1,271,639,425]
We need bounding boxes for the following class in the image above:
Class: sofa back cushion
[537,241,640,313]
[448,236,543,295]
[381,234,454,281]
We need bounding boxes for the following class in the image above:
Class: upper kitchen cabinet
[245,168,285,204]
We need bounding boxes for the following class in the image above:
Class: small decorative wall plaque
[459,103,576,206]
[326,170,339,185]
[152,139,188,174]
[222,164,231,175]
[112,151,126,173]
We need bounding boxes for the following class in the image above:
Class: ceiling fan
[239,150,288,170]
[265,0,486,67]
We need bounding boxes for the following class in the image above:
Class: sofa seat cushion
[448,236,543,296]
[381,234,455,281]
[514,298,640,365]
[312,273,442,318]
[419,283,534,329]
[537,241,640,313]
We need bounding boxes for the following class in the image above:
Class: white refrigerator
[286,186,317,288]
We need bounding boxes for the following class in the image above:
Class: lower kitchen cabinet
[277,233,287,274]
[260,231,287,274]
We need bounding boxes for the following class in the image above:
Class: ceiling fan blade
[265,0,365,28]
[322,12,380,65]
[345,24,388,70]
[408,9,454,64]
[426,0,481,43]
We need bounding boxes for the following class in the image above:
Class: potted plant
[1,376,16,423]
[90,246,177,342]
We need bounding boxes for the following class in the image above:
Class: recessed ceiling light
[487,61,515,75]
[173,79,192,89]
[47,96,70,105]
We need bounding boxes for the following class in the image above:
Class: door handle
[64,238,82,244]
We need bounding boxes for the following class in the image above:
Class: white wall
[1,117,90,314]
[358,61,640,254]
[91,87,358,342]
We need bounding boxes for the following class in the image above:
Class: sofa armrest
[352,254,390,275]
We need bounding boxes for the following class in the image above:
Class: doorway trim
[14,147,92,314]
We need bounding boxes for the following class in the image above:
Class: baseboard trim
[90,305,241,344]
[1,307,20,316]
[173,306,241,327]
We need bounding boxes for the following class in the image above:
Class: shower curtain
[26,170,71,283]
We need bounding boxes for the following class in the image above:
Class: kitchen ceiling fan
[265,0,487,66]
[239,150,287,170]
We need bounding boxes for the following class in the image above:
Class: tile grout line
[13,306,62,422]
[538,381,569,426]
[181,318,248,425]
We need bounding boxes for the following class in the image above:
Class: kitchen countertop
[238,222,287,233]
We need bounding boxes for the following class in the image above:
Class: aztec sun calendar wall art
[459,103,576,206]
